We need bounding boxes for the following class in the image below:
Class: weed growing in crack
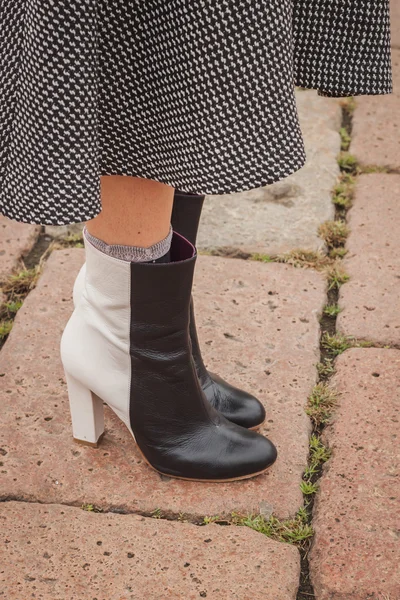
[306,382,339,427]
[316,358,335,379]
[203,515,221,525]
[332,173,356,211]
[81,503,103,513]
[300,481,319,496]
[318,220,349,249]
[233,511,313,547]
[0,320,13,340]
[325,261,350,290]
[275,249,331,270]
[329,247,348,259]
[339,127,351,151]
[251,253,274,263]
[323,304,342,318]
[303,435,331,480]
[1,266,41,296]
[0,265,43,345]
[337,152,358,173]
[322,332,373,356]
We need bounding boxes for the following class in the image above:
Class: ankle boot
[61,232,277,481]
[171,191,266,430]
[72,191,266,430]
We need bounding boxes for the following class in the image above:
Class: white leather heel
[65,372,105,447]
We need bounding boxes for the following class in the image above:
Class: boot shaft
[171,192,205,246]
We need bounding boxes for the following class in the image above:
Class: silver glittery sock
[83,226,173,263]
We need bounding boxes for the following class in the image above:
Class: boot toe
[239,430,278,477]
[207,372,266,429]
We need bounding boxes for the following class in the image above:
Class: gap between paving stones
[294,99,400,598]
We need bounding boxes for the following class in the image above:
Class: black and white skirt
[0,1,392,225]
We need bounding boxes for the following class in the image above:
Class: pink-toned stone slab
[337,174,400,346]
[350,50,400,169]
[392,0,400,49]
[0,501,300,600]
[0,249,326,518]
[0,215,40,280]
[310,348,400,600]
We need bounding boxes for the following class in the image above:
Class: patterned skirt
[0,1,392,225]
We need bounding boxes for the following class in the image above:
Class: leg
[86,175,174,247]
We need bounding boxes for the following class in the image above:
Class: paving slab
[0,501,300,600]
[0,215,40,280]
[0,249,325,518]
[45,222,84,239]
[391,0,400,49]
[197,90,341,255]
[309,348,400,600]
[350,49,400,169]
[337,174,400,346]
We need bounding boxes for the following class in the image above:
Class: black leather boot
[172,191,266,430]
[62,231,277,481]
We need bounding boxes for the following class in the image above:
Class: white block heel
[65,372,105,447]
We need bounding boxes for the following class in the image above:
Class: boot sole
[74,428,274,483]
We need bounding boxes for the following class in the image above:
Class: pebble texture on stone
[0,249,325,518]
[0,501,300,600]
[197,90,341,255]
[309,348,400,600]
[0,215,40,279]
[337,174,400,346]
[350,50,400,169]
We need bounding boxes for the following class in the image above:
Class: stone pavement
[198,90,341,255]
[1,32,400,600]
[310,348,400,600]
[0,217,40,280]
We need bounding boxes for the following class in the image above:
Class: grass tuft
[316,358,335,379]
[81,503,103,512]
[339,127,351,151]
[322,332,353,355]
[203,515,221,525]
[4,300,23,315]
[303,435,332,480]
[329,247,348,259]
[322,332,374,356]
[1,266,41,296]
[323,304,342,318]
[251,253,274,263]
[338,152,358,173]
[0,265,43,345]
[306,382,339,427]
[332,173,356,210]
[325,261,350,290]
[275,249,331,270]
[0,320,13,339]
[318,220,349,249]
[300,481,319,495]
[233,510,313,547]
